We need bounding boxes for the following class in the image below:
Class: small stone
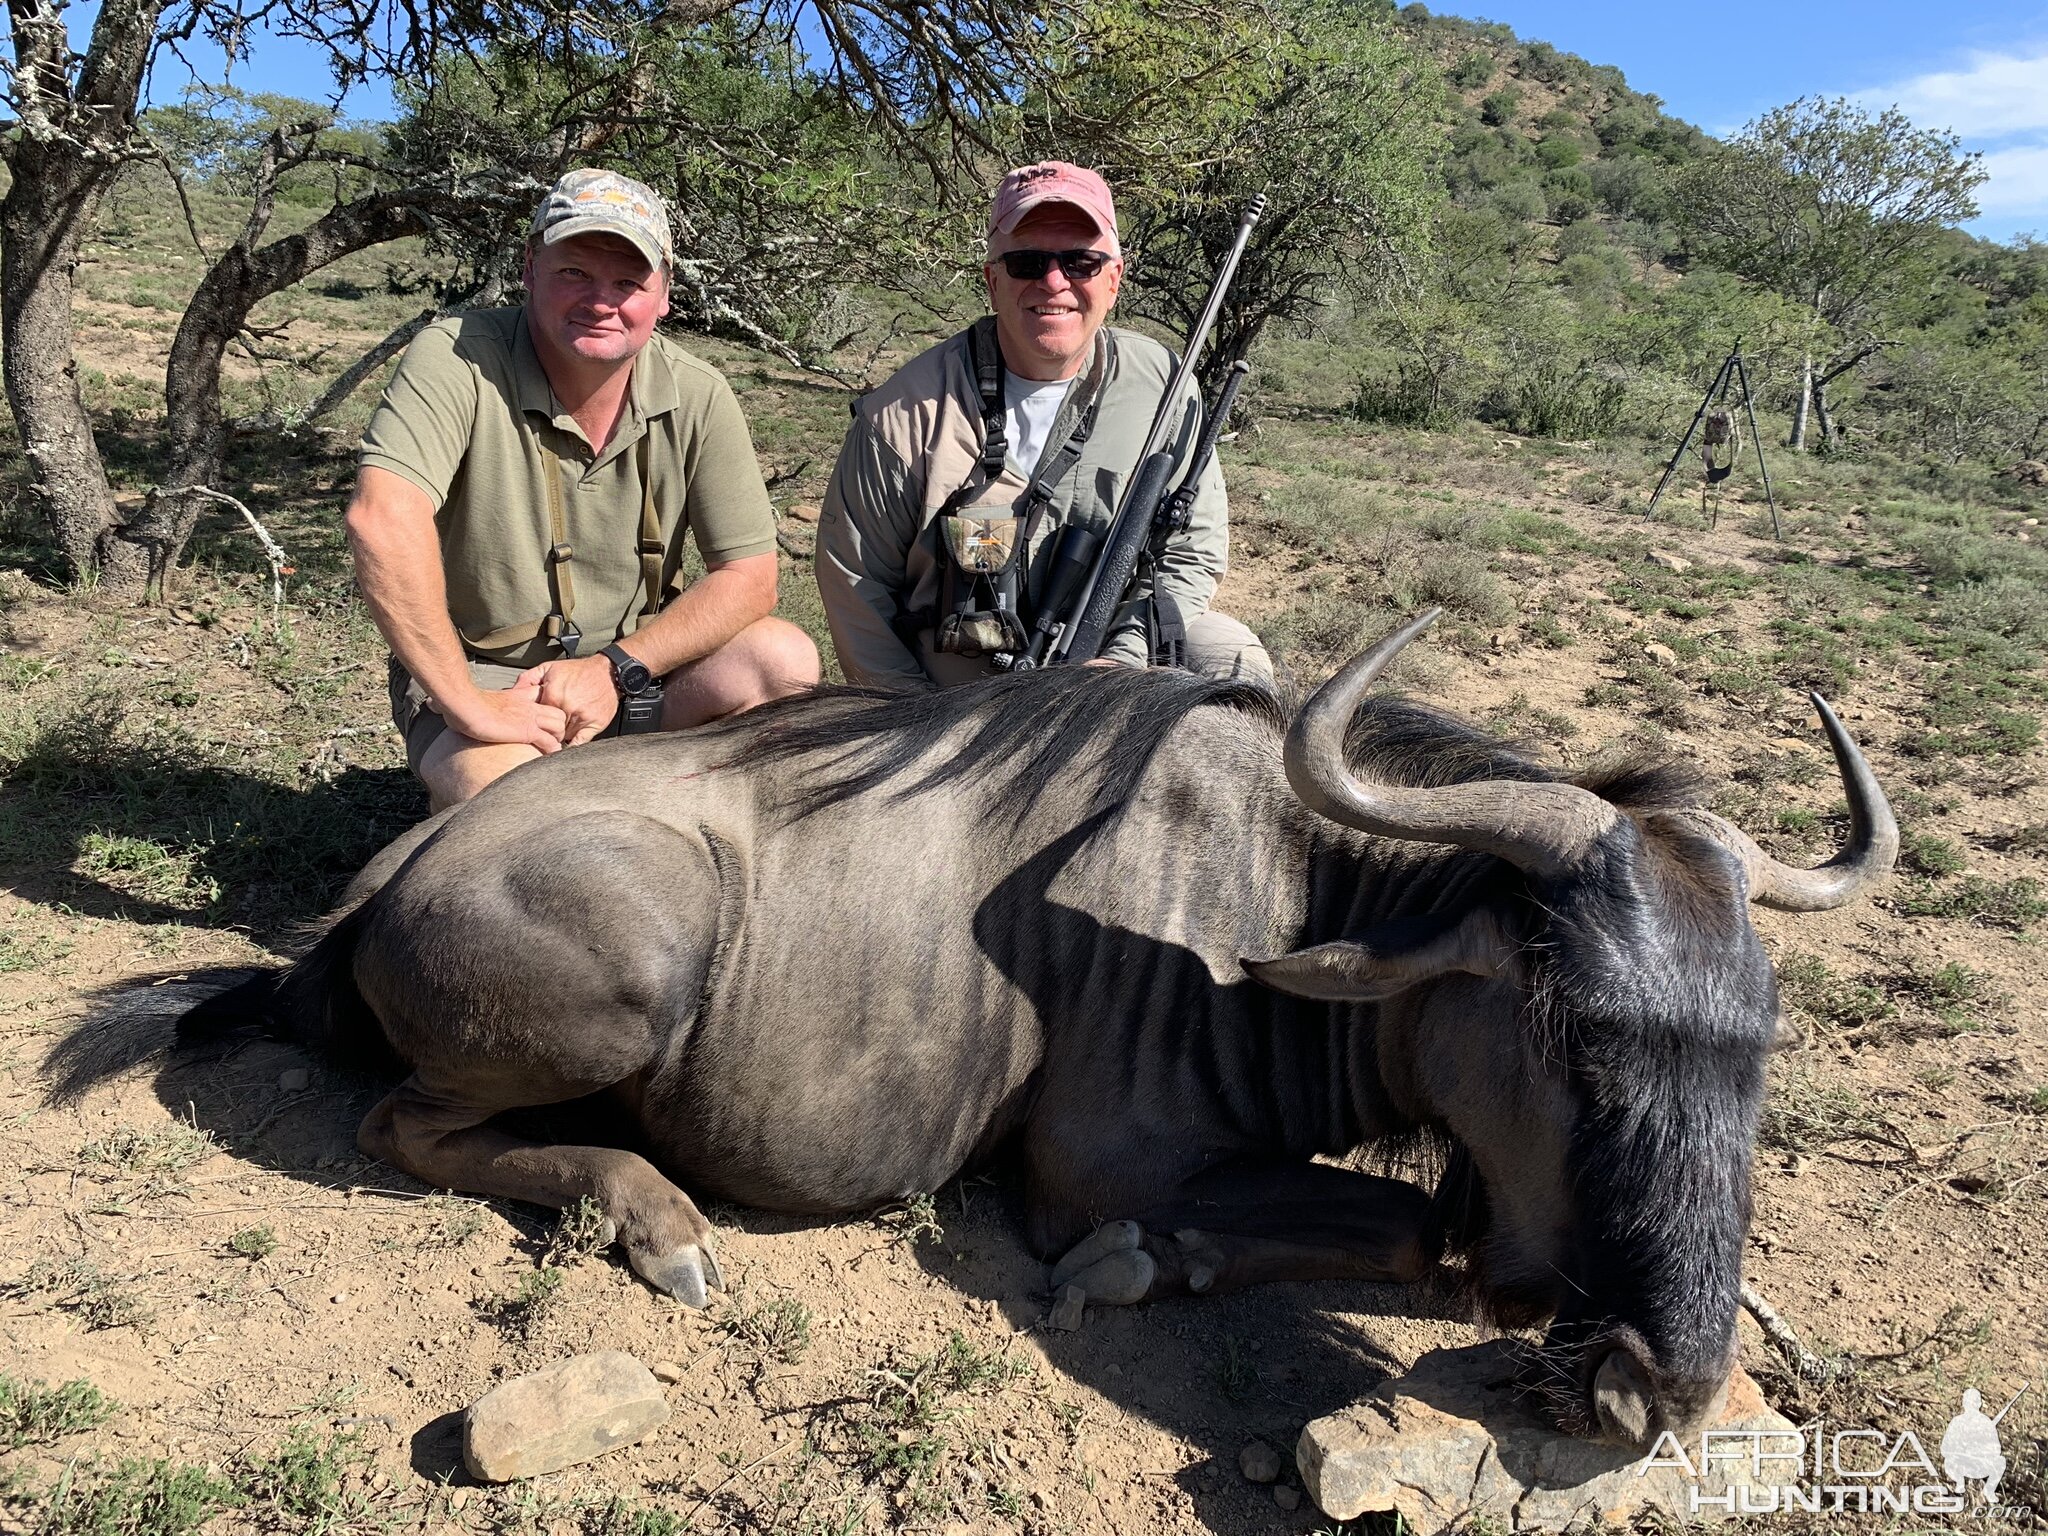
[277,1067,311,1092]
[1274,1484,1301,1511]
[448,1489,470,1511]
[1048,1283,1086,1332]
[1645,550,1692,573]
[649,1360,685,1384]
[786,502,822,524]
[1240,1438,1282,1484]
[330,1292,348,1305]
[463,1350,670,1482]
[1644,642,1679,666]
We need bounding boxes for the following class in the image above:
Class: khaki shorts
[387,656,529,776]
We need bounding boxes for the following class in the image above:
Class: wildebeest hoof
[1057,1248,1156,1305]
[1050,1219,1143,1290]
[629,1242,724,1308]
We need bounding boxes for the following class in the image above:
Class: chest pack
[906,324,1107,659]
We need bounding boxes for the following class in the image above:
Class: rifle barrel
[1050,194,1266,663]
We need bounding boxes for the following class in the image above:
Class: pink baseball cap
[988,162,1119,243]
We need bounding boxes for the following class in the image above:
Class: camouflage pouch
[940,515,1024,576]
[936,609,1030,657]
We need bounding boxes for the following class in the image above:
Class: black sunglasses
[996,248,1113,281]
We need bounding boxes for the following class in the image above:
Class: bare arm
[531,550,779,744]
[344,465,567,753]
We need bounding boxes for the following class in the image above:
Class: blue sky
[113,0,2048,244]
[1464,0,2048,242]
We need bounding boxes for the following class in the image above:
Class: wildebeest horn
[1686,693,1899,911]
[1285,610,1621,878]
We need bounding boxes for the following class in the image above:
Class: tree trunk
[108,181,479,596]
[1788,351,1812,451]
[0,142,126,579]
[1,0,168,582]
[1812,378,1837,450]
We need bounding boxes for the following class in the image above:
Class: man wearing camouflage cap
[817,160,1270,689]
[347,168,819,809]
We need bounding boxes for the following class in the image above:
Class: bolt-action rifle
[1005,193,1266,670]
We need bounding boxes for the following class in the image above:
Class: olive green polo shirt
[359,307,777,667]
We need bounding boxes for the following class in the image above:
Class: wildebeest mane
[737,667,1710,823]
[738,666,1282,822]
[1345,696,1709,811]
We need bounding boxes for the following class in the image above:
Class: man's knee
[661,617,820,729]
[418,731,542,812]
[1184,610,1274,687]
[741,616,822,697]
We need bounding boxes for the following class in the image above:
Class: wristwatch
[600,643,653,696]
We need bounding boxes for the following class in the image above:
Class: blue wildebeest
[65,613,1895,1448]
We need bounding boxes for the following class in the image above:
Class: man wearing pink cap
[817,161,1270,688]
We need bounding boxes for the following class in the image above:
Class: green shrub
[1946,575,2048,646]
[7,1457,238,1535]
[1448,52,1493,88]
[0,1376,113,1449]
[1894,875,2048,928]
[1479,88,1520,127]
[1901,831,1968,877]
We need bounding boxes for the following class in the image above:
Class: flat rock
[1646,551,1693,573]
[464,1351,669,1482]
[1240,1438,1282,1484]
[277,1067,311,1091]
[1298,1342,1791,1532]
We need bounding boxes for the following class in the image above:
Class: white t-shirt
[1004,370,1074,477]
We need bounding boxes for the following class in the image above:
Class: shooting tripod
[1646,341,1780,538]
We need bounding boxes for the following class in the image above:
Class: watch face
[608,649,651,693]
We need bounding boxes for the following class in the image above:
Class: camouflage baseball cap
[529,168,674,272]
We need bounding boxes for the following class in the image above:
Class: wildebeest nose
[1591,1348,1657,1448]
[1591,1348,1730,1449]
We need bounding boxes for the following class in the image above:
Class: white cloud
[1975,143,2048,215]
[1860,46,2048,139]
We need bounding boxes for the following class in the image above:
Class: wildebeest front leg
[359,1077,723,1306]
[1046,1160,1431,1305]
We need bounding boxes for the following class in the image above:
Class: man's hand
[441,680,571,755]
[527,656,622,746]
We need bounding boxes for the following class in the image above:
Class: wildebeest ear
[1770,1011,1806,1052]
[1243,909,1515,1003]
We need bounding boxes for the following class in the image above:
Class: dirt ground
[2,391,2046,1533]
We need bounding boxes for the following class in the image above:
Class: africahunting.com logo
[1637,1387,2026,1517]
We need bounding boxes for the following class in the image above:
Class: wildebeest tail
[45,903,397,1105]
[245,903,400,1077]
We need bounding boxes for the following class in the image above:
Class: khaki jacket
[817,319,1228,686]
